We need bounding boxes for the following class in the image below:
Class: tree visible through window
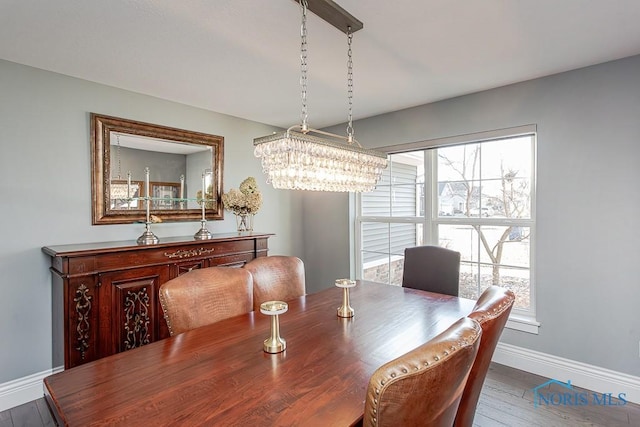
[356,130,535,318]
[436,137,533,310]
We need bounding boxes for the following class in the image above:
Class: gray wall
[2,53,639,384]
[300,192,351,293]
[308,55,640,376]
[0,59,303,383]
[111,147,187,184]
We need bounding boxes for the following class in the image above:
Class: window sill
[505,314,540,334]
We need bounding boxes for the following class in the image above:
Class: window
[355,126,538,332]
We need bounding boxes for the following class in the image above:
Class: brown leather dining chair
[363,317,482,427]
[243,255,306,311]
[402,245,461,296]
[454,286,515,427]
[158,266,253,336]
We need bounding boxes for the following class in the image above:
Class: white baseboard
[493,342,640,405]
[2,346,639,412]
[0,366,63,413]
[0,369,49,413]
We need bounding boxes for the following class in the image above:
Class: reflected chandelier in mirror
[91,113,224,225]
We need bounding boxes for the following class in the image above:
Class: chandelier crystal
[253,0,387,192]
[110,183,130,200]
[254,127,387,192]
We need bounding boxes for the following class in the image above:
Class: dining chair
[454,286,516,427]
[243,255,306,311]
[402,245,461,296]
[363,317,482,427]
[159,266,253,336]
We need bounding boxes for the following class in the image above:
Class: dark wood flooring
[1,363,638,426]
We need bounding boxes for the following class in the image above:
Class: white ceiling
[2,0,640,129]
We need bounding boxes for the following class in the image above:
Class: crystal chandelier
[253,0,387,192]
[110,134,130,200]
[110,182,130,200]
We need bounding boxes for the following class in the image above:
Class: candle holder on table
[335,279,356,318]
[260,301,288,353]
[137,167,159,245]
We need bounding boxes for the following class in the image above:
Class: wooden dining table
[44,280,476,426]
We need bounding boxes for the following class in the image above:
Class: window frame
[354,125,539,334]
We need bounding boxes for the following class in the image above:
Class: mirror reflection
[109,133,213,211]
[91,114,224,225]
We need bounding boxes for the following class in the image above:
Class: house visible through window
[355,126,537,329]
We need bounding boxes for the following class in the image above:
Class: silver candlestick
[179,174,185,210]
[137,167,159,245]
[194,170,212,240]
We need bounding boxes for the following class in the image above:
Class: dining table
[44,280,476,426]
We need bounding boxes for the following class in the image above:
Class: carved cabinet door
[98,265,171,356]
[67,276,100,368]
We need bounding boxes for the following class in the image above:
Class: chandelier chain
[300,0,309,130]
[116,134,122,179]
[252,2,388,193]
[346,27,354,143]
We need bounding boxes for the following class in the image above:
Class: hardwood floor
[2,363,639,426]
[0,397,54,427]
[475,364,640,427]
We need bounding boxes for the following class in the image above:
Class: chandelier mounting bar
[293,0,363,34]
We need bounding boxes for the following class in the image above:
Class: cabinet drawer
[68,256,97,275]
[93,240,256,271]
[209,252,256,267]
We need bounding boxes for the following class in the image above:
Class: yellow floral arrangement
[222,177,263,215]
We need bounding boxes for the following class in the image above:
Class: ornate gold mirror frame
[91,113,224,225]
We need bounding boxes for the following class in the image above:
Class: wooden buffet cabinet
[43,232,272,369]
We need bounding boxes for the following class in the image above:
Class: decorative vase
[235,213,254,232]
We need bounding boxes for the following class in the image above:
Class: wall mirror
[91,113,224,225]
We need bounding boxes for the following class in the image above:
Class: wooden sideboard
[43,232,272,369]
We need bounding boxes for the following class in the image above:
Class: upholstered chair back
[243,256,306,311]
[159,267,253,336]
[364,317,482,427]
[402,245,461,296]
[454,286,515,427]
